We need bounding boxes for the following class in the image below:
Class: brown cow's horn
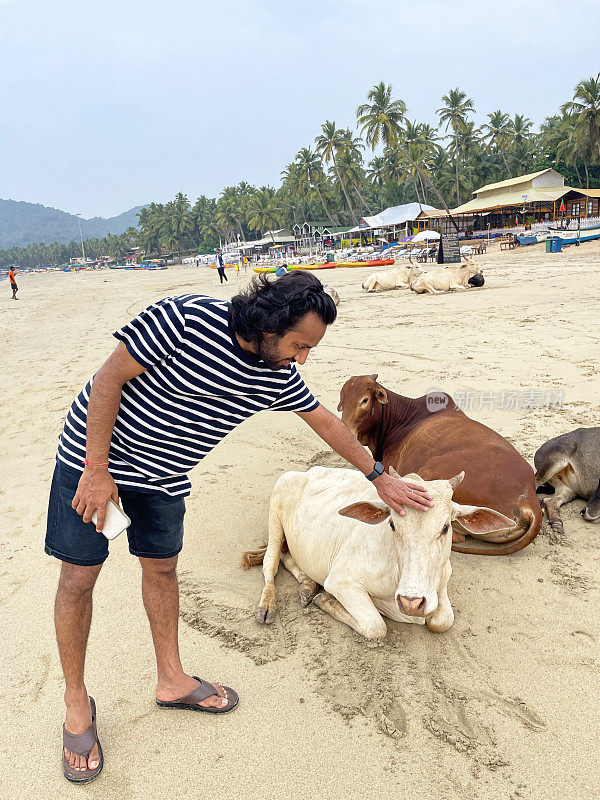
[448,471,465,490]
[369,373,378,382]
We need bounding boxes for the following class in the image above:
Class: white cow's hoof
[426,609,454,633]
[256,586,277,624]
[298,578,319,607]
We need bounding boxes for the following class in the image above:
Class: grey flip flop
[156,676,239,714]
[62,696,103,784]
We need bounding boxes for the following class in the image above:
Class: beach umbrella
[412,230,441,242]
[399,235,414,243]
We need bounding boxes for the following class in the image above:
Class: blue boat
[516,234,538,246]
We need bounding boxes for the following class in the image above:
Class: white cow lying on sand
[409,257,483,295]
[243,467,513,639]
[362,263,424,293]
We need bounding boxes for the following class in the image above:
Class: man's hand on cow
[372,472,433,515]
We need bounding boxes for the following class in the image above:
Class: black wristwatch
[366,461,385,481]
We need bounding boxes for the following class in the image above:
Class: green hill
[0,199,145,248]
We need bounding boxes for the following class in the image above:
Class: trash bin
[275,266,288,277]
[545,237,554,253]
[551,238,563,253]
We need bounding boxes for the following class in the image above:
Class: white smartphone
[91,500,131,540]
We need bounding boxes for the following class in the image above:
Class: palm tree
[247,192,283,240]
[356,83,463,223]
[294,147,337,226]
[356,81,406,149]
[315,120,359,225]
[338,129,371,214]
[562,72,600,162]
[216,198,244,243]
[482,110,512,172]
[436,88,475,204]
[512,114,533,145]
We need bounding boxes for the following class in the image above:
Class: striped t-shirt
[56,294,319,496]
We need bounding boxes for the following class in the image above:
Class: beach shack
[416,169,600,235]
[293,221,336,248]
[339,202,437,246]
[240,229,296,260]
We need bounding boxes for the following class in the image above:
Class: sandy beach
[1,241,600,800]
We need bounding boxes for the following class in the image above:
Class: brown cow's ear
[452,504,515,535]
[338,502,390,525]
[375,387,388,405]
[369,373,378,382]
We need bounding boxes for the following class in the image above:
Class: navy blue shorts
[44,460,186,566]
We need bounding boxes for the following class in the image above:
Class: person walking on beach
[46,271,433,784]
[216,248,227,283]
[8,267,19,299]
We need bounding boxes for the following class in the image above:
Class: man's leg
[55,561,103,772]
[140,556,228,709]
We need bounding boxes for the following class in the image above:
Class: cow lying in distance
[409,257,483,295]
[338,375,542,555]
[535,427,600,534]
[362,263,424,293]
[243,467,513,638]
[323,286,340,306]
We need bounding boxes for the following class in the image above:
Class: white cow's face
[338,470,514,620]
[391,477,457,618]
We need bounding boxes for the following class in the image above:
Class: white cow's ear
[452,504,515,535]
[338,501,390,525]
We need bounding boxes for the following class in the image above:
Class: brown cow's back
[382,406,542,554]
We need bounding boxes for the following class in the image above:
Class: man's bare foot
[156,673,229,709]
[64,689,100,772]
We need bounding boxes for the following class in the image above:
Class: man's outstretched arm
[296,404,433,515]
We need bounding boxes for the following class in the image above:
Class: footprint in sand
[178,576,294,665]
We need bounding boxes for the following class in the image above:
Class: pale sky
[1,0,598,218]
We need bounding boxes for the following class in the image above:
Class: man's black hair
[230,271,337,344]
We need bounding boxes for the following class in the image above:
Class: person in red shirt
[8,268,19,300]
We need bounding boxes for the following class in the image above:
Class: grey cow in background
[535,427,600,534]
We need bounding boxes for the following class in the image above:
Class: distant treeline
[2,73,599,268]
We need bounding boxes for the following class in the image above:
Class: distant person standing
[242,254,249,273]
[215,249,227,284]
[8,268,19,300]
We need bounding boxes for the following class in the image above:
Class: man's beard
[257,336,290,370]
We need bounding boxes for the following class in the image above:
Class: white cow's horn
[448,471,465,490]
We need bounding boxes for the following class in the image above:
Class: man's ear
[338,502,390,525]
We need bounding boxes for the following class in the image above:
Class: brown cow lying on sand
[409,257,483,295]
[338,375,542,555]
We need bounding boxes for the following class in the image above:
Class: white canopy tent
[362,203,436,229]
[412,230,441,242]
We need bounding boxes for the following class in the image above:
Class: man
[242,254,249,272]
[215,248,227,283]
[8,267,19,299]
[47,271,433,783]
